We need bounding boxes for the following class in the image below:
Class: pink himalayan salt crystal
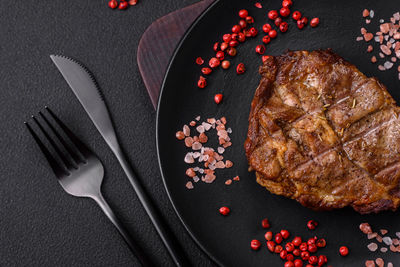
[367,242,378,251]
[186,181,194,189]
[368,232,378,239]
[225,179,232,185]
[375,258,384,267]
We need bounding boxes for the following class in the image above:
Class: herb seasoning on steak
[245,49,400,214]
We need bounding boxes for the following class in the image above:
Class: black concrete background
[0,1,215,266]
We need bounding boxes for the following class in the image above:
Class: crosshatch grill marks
[245,49,400,213]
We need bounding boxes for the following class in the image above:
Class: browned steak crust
[245,49,400,214]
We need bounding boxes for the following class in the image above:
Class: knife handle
[114,148,190,267]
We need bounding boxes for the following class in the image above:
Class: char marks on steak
[245,49,400,214]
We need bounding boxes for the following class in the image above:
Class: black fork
[25,107,152,266]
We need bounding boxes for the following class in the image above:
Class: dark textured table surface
[0,1,215,266]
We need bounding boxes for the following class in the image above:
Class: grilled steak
[245,49,400,214]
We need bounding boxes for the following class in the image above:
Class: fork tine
[39,111,82,165]
[25,122,68,177]
[32,115,76,170]
[45,107,92,159]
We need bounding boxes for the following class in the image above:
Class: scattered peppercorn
[318,255,328,266]
[280,22,289,32]
[232,25,242,33]
[293,237,302,246]
[269,29,277,38]
[275,233,283,244]
[339,246,349,256]
[262,55,270,63]
[196,57,204,65]
[227,47,237,57]
[280,250,288,259]
[250,239,261,250]
[263,23,272,33]
[108,0,118,9]
[249,27,258,37]
[219,206,230,216]
[201,67,212,75]
[308,243,317,253]
[197,76,207,88]
[214,94,223,104]
[236,63,246,74]
[216,51,225,61]
[282,0,292,8]
[265,231,273,241]
[262,218,270,228]
[281,230,290,239]
[274,245,283,253]
[221,60,230,69]
[307,220,318,230]
[301,251,310,260]
[255,45,266,55]
[284,261,294,267]
[118,0,128,9]
[294,259,303,267]
[267,241,276,252]
[286,254,294,261]
[209,57,220,68]
[275,17,283,27]
[316,238,326,248]
[308,255,318,265]
[292,248,300,257]
[310,17,320,27]
[246,16,254,24]
[292,11,301,20]
[280,7,291,17]
[239,9,248,18]
[286,242,295,252]
[268,10,279,20]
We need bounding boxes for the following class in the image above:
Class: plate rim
[155,0,223,266]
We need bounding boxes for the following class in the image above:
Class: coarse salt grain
[193,176,200,183]
[388,263,393,267]
[375,258,384,267]
[184,153,194,163]
[218,147,225,154]
[368,232,378,239]
[367,242,378,251]
[365,260,375,267]
[192,142,202,150]
[186,181,194,189]
[380,229,388,235]
[183,125,190,136]
[195,116,200,121]
[225,179,232,185]
[380,247,388,252]
[357,36,364,41]
[196,125,205,133]
[370,10,375,18]
[378,65,386,71]
[382,236,392,245]
[384,61,394,69]
[360,223,373,234]
[202,122,212,131]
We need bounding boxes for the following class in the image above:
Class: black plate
[157,0,400,265]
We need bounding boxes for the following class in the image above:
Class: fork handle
[93,193,152,267]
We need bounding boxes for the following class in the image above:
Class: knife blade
[50,55,188,267]
[50,55,120,152]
